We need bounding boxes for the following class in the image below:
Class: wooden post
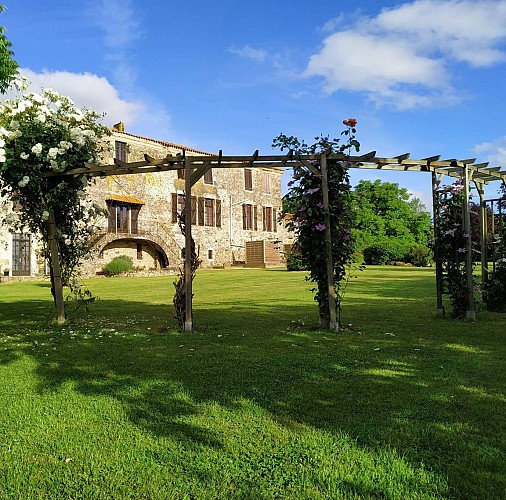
[184,155,193,331]
[462,166,476,319]
[476,184,488,285]
[432,171,444,316]
[320,153,338,330]
[47,211,65,324]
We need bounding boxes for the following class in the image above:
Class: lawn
[0,267,504,499]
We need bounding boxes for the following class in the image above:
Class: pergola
[43,150,506,328]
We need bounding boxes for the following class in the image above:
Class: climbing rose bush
[0,77,110,286]
[272,119,360,328]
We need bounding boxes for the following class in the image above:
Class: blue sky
[3,0,506,208]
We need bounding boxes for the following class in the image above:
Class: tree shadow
[1,276,504,497]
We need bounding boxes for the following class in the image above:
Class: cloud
[474,137,506,167]
[229,45,268,62]
[304,0,506,109]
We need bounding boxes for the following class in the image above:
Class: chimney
[112,122,125,133]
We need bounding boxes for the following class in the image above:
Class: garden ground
[0,267,504,499]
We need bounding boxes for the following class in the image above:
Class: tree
[0,5,18,93]
[0,79,110,321]
[351,179,432,251]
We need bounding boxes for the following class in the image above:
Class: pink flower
[315,223,326,231]
[305,187,320,195]
[457,247,466,253]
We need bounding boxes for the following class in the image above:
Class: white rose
[20,152,29,160]
[41,211,49,221]
[31,143,43,155]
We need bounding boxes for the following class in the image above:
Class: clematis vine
[272,119,360,328]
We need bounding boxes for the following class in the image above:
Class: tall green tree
[0,5,17,94]
[351,179,432,250]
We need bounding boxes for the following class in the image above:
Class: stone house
[0,124,292,278]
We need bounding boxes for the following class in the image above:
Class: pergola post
[463,165,476,319]
[47,211,65,324]
[432,171,445,316]
[476,184,488,284]
[184,155,193,331]
[320,153,338,330]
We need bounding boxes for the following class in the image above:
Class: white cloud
[474,137,506,167]
[12,69,173,140]
[305,0,506,109]
[229,45,268,62]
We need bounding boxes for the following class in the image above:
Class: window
[244,169,253,191]
[12,233,31,276]
[197,197,221,227]
[263,206,277,232]
[177,168,185,180]
[171,193,197,224]
[242,204,255,230]
[115,141,127,162]
[107,200,142,234]
[203,168,213,185]
[207,249,214,260]
[263,172,271,194]
[136,244,143,260]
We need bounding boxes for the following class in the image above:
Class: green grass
[0,267,505,499]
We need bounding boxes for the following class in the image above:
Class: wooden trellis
[42,150,506,328]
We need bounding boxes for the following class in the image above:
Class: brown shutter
[108,201,116,232]
[198,197,205,226]
[262,207,266,231]
[254,205,258,231]
[242,204,247,230]
[216,199,222,227]
[273,208,277,232]
[131,206,140,234]
[171,193,178,223]
[191,196,197,225]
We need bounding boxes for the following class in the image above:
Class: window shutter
[273,208,277,232]
[131,206,140,233]
[191,196,197,225]
[171,193,178,223]
[108,201,116,232]
[204,168,213,184]
[244,169,252,190]
[198,197,205,226]
[242,204,247,230]
[262,207,267,231]
[254,205,258,231]
[216,199,222,227]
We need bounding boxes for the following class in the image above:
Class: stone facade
[1,125,293,278]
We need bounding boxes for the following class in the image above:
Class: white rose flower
[31,143,43,155]
[20,152,30,160]
[0,138,5,147]
[47,147,59,159]
[41,211,49,221]
[0,154,6,163]
[35,114,46,124]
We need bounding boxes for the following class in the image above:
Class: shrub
[407,244,432,267]
[363,241,409,265]
[102,255,135,276]
[286,253,306,271]
[482,260,506,312]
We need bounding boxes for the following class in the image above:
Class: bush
[102,255,135,276]
[286,253,306,271]
[482,260,506,312]
[406,244,432,267]
[363,241,409,265]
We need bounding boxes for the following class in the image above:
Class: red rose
[343,118,357,127]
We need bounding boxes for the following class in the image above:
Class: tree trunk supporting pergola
[47,211,65,324]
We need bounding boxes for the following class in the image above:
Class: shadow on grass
[0,276,504,498]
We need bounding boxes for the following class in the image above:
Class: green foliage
[101,255,135,276]
[273,118,359,328]
[351,180,432,251]
[482,259,506,312]
[363,240,409,265]
[406,244,433,267]
[0,6,18,94]
[286,251,306,271]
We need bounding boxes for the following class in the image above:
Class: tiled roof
[114,130,213,156]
